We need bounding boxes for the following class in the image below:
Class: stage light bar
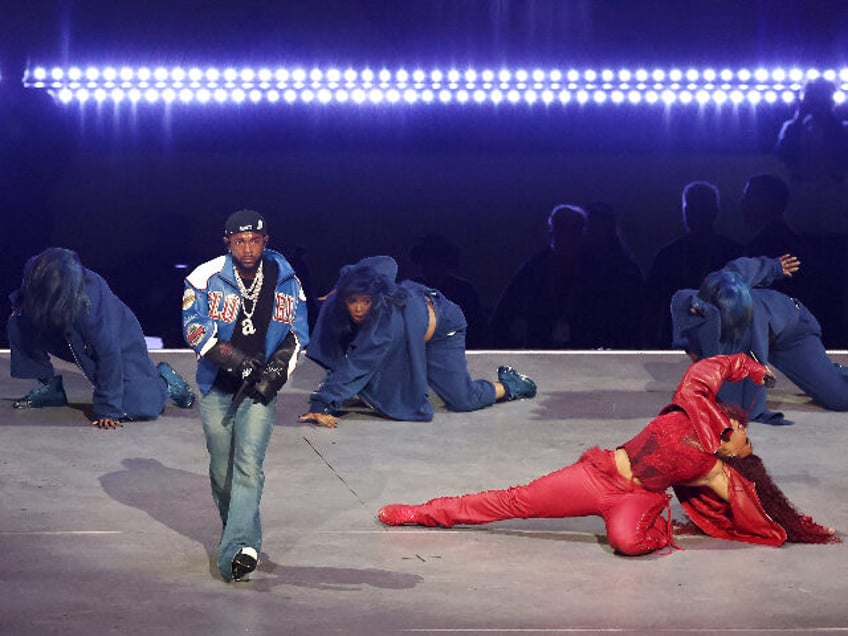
[24,65,848,107]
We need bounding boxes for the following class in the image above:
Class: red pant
[410,449,671,556]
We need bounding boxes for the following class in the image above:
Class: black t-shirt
[213,257,278,394]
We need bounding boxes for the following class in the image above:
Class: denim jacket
[9,270,167,420]
[306,256,434,421]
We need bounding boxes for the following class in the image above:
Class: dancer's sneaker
[12,376,68,409]
[231,547,258,582]
[156,362,196,408]
[497,366,537,400]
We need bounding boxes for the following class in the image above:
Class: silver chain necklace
[234,260,264,335]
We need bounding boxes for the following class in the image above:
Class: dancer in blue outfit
[300,256,536,428]
[8,248,195,429]
[671,254,848,424]
[183,210,309,582]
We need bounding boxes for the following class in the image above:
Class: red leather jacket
[663,354,769,452]
[667,354,786,546]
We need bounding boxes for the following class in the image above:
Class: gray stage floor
[1,350,847,635]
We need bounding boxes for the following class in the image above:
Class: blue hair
[22,248,90,329]
[316,263,407,357]
[698,270,753,344]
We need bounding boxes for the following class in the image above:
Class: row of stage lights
[25,65,848,107]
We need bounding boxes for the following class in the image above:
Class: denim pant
[718,301,848,423]
[199,388,276,581]
[426,291,497,411]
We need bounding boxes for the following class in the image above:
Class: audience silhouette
[775,81,848,346]
[739,174,802,297]
[574,201,644,349]
[409,233,490,349]
[492,203,642,350]
[493,205,587,349]
[643,181,742,348]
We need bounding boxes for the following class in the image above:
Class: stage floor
[2,350,847,635]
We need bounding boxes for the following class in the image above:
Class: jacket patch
[274,292,295,323]
[208,291,240,323]
[186,323,206,347]
[182,288,196,311]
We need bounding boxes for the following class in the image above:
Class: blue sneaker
[12,376,68,408]
[157,362,196,409]
[497,366,537,400]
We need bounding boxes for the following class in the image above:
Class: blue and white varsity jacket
[182,249,309,394]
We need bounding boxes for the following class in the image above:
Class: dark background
[1,1,847,346]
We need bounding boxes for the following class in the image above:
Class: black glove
[747,351,777,388]
[204,341,264,381]
[251,331,299,405]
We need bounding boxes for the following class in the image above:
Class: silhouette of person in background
[493,204,586,349]
[575,201,644,349]
[775,80,848,346]
[494,203,642,350]
[741,174,798,257]
[739,174,802,297]
[776,78,848,192]
[775,78,848,236]
[644,182,742,348]
[409,233,490,349]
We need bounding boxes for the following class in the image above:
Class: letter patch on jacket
[208,292,240,323]
[273,292,295,323]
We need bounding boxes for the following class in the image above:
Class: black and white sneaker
[231,547,258,582]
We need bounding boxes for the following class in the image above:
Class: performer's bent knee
[815,393,848,411]
[441,386,496,412]
[606,492,671,556]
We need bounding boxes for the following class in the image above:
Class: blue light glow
[24,64,848,109]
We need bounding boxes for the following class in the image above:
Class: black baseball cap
[224,209,268,236]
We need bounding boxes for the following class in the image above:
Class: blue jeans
[199,388,276,581]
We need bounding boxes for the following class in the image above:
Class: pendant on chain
[241,317,257,335]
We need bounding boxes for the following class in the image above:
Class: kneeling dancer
[301,255,536,428]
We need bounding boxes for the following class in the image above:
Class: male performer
[182,209,308,582]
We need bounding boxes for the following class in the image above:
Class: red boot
[378,504,433,526]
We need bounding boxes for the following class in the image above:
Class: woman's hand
[299,412,339,428]
[92,418,123,429]
[779,254,801,277]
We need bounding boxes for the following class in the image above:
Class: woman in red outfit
[378,354,839,555]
